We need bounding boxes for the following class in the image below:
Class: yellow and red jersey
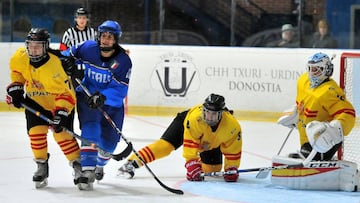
[9,47,76,113]
[296,73,355,145]
[183,104,242,169]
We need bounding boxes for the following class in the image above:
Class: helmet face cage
[97,20,122,44]
[202,94,225,126]
[307,53,333,88]
[202,107,223,126]
[25,28,50,62]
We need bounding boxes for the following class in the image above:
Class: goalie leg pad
[271,155,359,192]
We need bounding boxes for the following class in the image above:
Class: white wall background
[0,43,358,114]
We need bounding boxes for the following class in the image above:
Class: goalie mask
[97,20,122,52]
[202,93,225,126]
[25,28,50,63]
[307,52,333,88]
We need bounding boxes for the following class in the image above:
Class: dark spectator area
[1,0,360,49]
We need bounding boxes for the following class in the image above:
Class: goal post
[338,52,360,166]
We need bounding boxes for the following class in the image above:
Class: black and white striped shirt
[59,26,96,87]
[59,26,96,50]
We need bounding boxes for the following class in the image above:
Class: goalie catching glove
[185,159,203,181]
[277,105,298,128]
[305,120,343,153]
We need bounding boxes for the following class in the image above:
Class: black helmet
[26,28,50,42]
[25,28,50,62]
[75,7,89,18]
[203,93,225,111]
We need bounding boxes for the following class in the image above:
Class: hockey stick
[277,127,295,155]
[21,103,132,161]
[75,78,184,195]
[201,149,317,179]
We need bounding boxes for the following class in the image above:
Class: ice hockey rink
[1,112,359,203]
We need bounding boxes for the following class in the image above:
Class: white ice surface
[1,112,359,203]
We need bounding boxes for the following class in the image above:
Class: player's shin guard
[53,131,80,161]
[128,139,175,167]
[271,155,359,192]
[118,139,175,178]
[29,126,49,160]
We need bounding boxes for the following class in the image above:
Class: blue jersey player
[62,20,132,190]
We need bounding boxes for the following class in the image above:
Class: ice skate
[95,166,104,181]
[33,153,50,189]
[77,170,95,191]
[70,159,82,185]
[118,160,138,179]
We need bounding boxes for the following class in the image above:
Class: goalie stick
[21,103,132,161]
[75,78,184,195]
[277,127,294,155]
[201,149,317,179]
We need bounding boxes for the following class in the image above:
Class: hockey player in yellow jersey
[274,52,358,191]
[5,28,81,189]
[278,52,355,160]
[119,93,242,182]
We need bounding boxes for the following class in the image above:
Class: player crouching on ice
[119,94,242,182]
[276,52,359,192]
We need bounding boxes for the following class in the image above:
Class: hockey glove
[61,57,76,76]
[185,159,203,181]
[277,105,298,128]
[224,166,239,182]
[88,91,106,109]
[305,120,343,153]
[53,109,68,133]
[6,82,25,108]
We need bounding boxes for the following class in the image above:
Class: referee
[59,7,96,87]
[59,7,97,132]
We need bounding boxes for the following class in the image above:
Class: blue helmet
[307,52,334,88]
[98,20,122,42]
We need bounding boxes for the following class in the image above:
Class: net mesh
[342,54,360,167]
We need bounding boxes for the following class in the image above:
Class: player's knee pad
[28,126,49,159]
[29,125,48,135]
[53,130,75,141]
[202,163,222,173]
[271,155,359,192]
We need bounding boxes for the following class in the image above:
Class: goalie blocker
[271,155,359,192]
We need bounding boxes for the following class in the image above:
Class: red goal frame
[338,52,360,160]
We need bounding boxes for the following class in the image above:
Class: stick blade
[112,142,133,161]
[255,168,271,179]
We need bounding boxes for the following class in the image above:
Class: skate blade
[77,183,93,191]
[117,170,134,179]
[34,179,48,189]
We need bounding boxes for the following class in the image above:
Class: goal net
[339,52,360,166]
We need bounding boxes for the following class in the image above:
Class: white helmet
[307,52,333,88]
